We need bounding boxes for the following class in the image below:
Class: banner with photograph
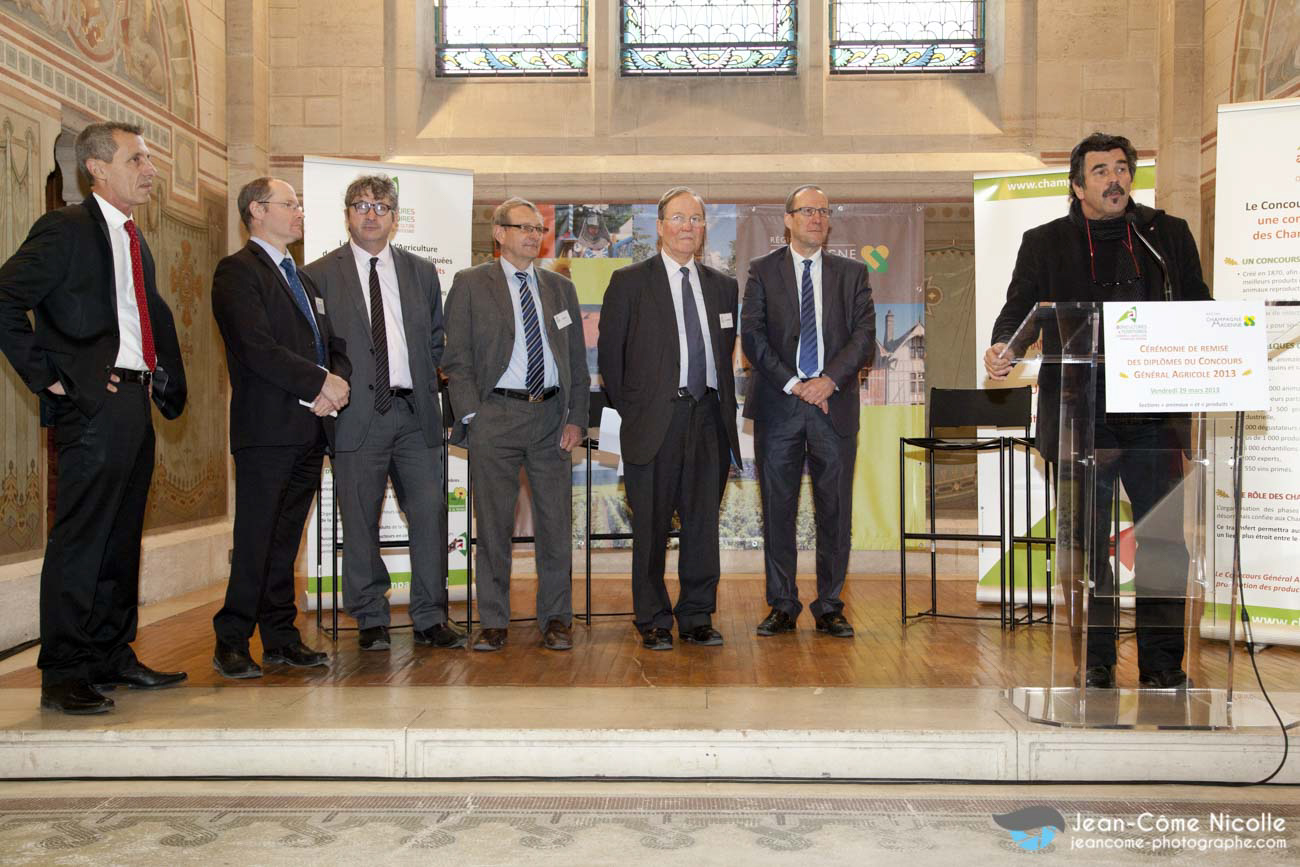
[301,157,473,609]
[1203,96,1300,645]
[971,163,1156,604]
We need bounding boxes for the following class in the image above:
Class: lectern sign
[1102,301,1269,412]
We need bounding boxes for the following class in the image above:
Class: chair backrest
[928,386,1032,436]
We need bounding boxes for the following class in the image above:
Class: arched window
[621,1,798,75]
[436,0,588,76]
[830,0,984,73]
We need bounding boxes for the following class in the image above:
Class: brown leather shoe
[472,627,507,652]
[542,620,573,651]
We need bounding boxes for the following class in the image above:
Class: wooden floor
[2,575,1296,690]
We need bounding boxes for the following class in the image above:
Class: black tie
[679,266,707,400]
[369,256,391,415]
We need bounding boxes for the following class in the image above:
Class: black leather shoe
[212,643,262,679]
[542,620,573,651]
[472,628,507,652]
[814,612,855,638]
[1139,669,1191,689]
[413,621,467,649]
[40,681,114,715]
[358,625,391,651]
[756,608,796,636]
[681,625,724,646]
[94,661,187,691]
[640,627,673,651]
[263,640,329,668]
[1083,665,1116,689]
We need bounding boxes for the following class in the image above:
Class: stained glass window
[621,1,797,76]
[830,1,984,73]
[436,0,588,76]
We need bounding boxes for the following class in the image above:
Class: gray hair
[657,186,704,220]
[75,122,143,185]
[785,184,826,213]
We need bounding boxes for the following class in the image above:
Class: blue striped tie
[517,271,545,399]
[280,256,325,366]
[798,258,818,377]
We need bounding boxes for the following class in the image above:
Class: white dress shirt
[785,246,826,393]
[350,241,412,389]
[495,259,559,391]
[95,193,148,371]
[660,251,717,390]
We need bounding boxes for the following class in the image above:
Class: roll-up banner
[1203,97,1300,644]
[301,157,473,610]
[971,162,1155,605]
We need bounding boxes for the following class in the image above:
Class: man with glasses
[211,177,352,678]
[984,133,1211,690]
[598,187,741,650]
[741,185,875,640]
[303,175,463,653]
[442,197,588,652]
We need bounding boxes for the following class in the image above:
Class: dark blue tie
[798,257,819,377]
[679,266,707,400]
[517,271,545,399]
[280,256,325,366]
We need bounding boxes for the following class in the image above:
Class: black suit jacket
[0,195,186,422]
[598,255,741,467]
[741,246,875,437]
[990,203,1211,462]
[211,241,350,453]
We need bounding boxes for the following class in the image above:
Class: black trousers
[623,392,728,632]
[213,434,325,652]
[1085,419,1189,672]
[38,383,155,687]
[754,399,857,620]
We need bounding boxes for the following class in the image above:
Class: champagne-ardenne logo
[860,244,890,272]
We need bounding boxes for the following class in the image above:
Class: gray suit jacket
[442,260,590,446]
[302,242,444,453]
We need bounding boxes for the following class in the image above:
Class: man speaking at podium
[983,132,1211,690]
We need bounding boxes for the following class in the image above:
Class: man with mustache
[598,187,741,650]
[211,177,352,678]
[984,132,1211,690]
[0,122,187,714]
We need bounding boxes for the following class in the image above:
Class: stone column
[226,0,271,252]
[1155,0,1203,239]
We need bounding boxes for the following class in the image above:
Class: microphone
[1126,212,1173,302]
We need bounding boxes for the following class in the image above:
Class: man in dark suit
[443,197,589,652]
[742,185,876,639]
[210,176,352,678]
[985,132,1210,690]
[0,122,188,714]
[302,175,464,652]
[597,187,741,650]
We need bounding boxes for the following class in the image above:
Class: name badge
[719,312,734,329]
[314,297,326,315]
[554,310,573,329]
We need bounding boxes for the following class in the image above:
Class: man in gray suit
[443,197,589,652]
[302,175,465,652]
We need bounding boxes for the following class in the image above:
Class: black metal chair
[899,386,1033,628]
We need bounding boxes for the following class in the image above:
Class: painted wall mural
[1,0,195,122]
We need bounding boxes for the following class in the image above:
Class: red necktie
[123,219,156,371]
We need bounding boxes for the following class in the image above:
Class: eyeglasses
[259,200,304,212]
[788,207,832,218]
[500,223,546,236]
[349,201,394,216]
[664,215,705,227]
